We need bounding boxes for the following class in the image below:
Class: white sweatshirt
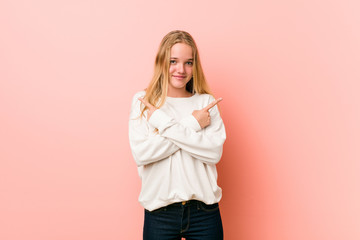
[128,91,226,211]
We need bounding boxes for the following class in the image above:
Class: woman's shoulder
[196,93,215,102]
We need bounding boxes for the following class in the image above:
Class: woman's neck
[167,88,193,98]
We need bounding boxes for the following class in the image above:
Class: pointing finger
[138,97,154,109]
[204,98,223,111]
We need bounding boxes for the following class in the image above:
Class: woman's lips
[173,75,186,80]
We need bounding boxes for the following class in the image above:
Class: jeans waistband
[147,200,219,212]
[170,200,200,207]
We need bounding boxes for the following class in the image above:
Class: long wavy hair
[141,30,212,116]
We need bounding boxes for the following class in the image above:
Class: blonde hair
[141,30,212,115]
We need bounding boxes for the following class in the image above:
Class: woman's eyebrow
[170,57,194,60]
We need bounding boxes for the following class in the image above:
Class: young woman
[128,30,226,240]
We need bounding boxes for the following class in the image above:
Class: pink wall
[1,0,359,239]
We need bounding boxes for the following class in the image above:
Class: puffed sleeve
[128,91,180,167]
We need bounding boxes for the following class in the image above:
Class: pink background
[1,0,360,239]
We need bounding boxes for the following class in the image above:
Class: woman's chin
[170,79,190,89]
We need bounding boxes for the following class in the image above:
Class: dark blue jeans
[143,200,223,240]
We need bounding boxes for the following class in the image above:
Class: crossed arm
[129,93,225,167]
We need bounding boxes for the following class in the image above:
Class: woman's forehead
[170,43,193,58]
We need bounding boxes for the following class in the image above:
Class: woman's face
[168,43,193,95]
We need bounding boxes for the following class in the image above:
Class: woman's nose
[177,64,185,73]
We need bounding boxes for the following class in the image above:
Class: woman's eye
[186,62,193,65]
[170,60,176,64]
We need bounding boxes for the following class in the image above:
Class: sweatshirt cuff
[148,109,173,131]
[179,115,202,132]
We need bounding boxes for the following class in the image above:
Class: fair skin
[139,42,222,129]
[168,43,194,98]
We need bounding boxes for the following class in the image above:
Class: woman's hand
[192,98,222,129]
[138,98,157,121]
